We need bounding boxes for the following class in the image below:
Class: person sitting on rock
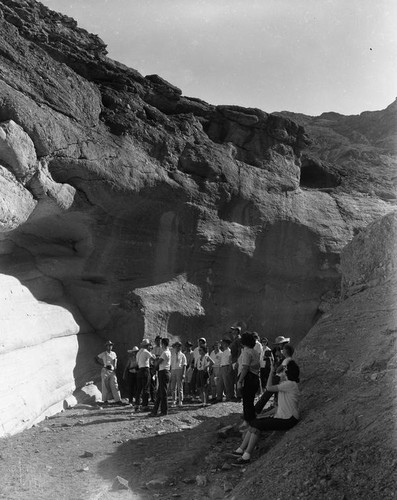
[231,359,300,465]
[95,340,127,405]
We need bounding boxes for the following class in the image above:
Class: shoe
[118,401,129,406]
[178,402,183,408]
[170,402,176,407]
[141,406,150,412]
[232,456,250,466]
[231,450,244,456]
[134,406,141,413]
[160,412,168,416]
[148,412,157,417]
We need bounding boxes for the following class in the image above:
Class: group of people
[95,328,300,462]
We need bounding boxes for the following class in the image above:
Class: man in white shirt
[150,338,171,416]
[170,341,187,407]
[95,340,126,405]
[216,338,235,402]
[135,339,155,412]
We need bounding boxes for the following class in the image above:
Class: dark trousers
[260,367,270,391]
[250,415,299,432]
[242,372,260,423]
[153,369,170,415]
[136,367,150,407]
[127,372,137,404]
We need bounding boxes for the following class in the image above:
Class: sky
[40,0,397,116]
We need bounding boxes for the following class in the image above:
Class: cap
[104,340,114,346]
[199,337,206,343]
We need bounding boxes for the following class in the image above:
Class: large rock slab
[0,0,396,435]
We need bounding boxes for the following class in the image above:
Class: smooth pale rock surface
[0,0,396,435]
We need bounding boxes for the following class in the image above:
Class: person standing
[170,341,187,407]
[135,339,155,412]
[184,341,194,400]
[259,337,273,394]
[95,340,126,405]
[150,338,171,416]
[196,346,214,406]
[123,346,139,404]
[237,332,261,424]
[209,341,222,401]
[216,338,235,402]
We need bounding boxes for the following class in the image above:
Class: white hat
[128,346,139,353]
[141,338,151,346]
[274,336,290,344]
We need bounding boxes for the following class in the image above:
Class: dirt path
[0,400,251,500]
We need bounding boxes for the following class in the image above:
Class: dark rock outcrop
[0,0,396,435]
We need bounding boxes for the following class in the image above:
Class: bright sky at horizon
[40,0,397,116]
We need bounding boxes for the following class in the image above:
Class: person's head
[252,331,259,341]
[154,335,161,346]
[161,337,170,349]
[240,331,256,349]
[282,343,294,358]
[127,346,139,357]
[199,345,208,356]
[213,341,220,351]
[198,337,206,347]
[221,338,231,349]
[173,341,182,351]
[230,326,241,339]
[285,360,300,383]
[105,340,114,352]
[261,337,268,346]
[185,341,193,351]
[274,335,290,346]
[141,338,151,349]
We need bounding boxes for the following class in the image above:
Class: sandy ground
[0,398,256,500]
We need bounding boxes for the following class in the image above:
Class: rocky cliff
[0,0,396,436]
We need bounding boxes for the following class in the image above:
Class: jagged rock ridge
[0,0,396,435]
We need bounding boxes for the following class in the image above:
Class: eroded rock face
[0,0,396,435]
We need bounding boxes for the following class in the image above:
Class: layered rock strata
[0,0,396,434]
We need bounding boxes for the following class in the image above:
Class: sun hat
[127,346,139,353]
[274,336,290,344]
[141,338,151,346]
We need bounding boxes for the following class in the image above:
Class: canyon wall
[0,0,396,435]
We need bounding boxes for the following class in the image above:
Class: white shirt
[159,348,171,371]
[260,346,272,368]
[275,380,300,419]
[210,349,222,367]
[98,351,117,369]
[197,354,211,371]
[136,348,153,368]
[220,347,232,367]
[171,351,187,370]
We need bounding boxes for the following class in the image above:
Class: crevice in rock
[300,156,341,190]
